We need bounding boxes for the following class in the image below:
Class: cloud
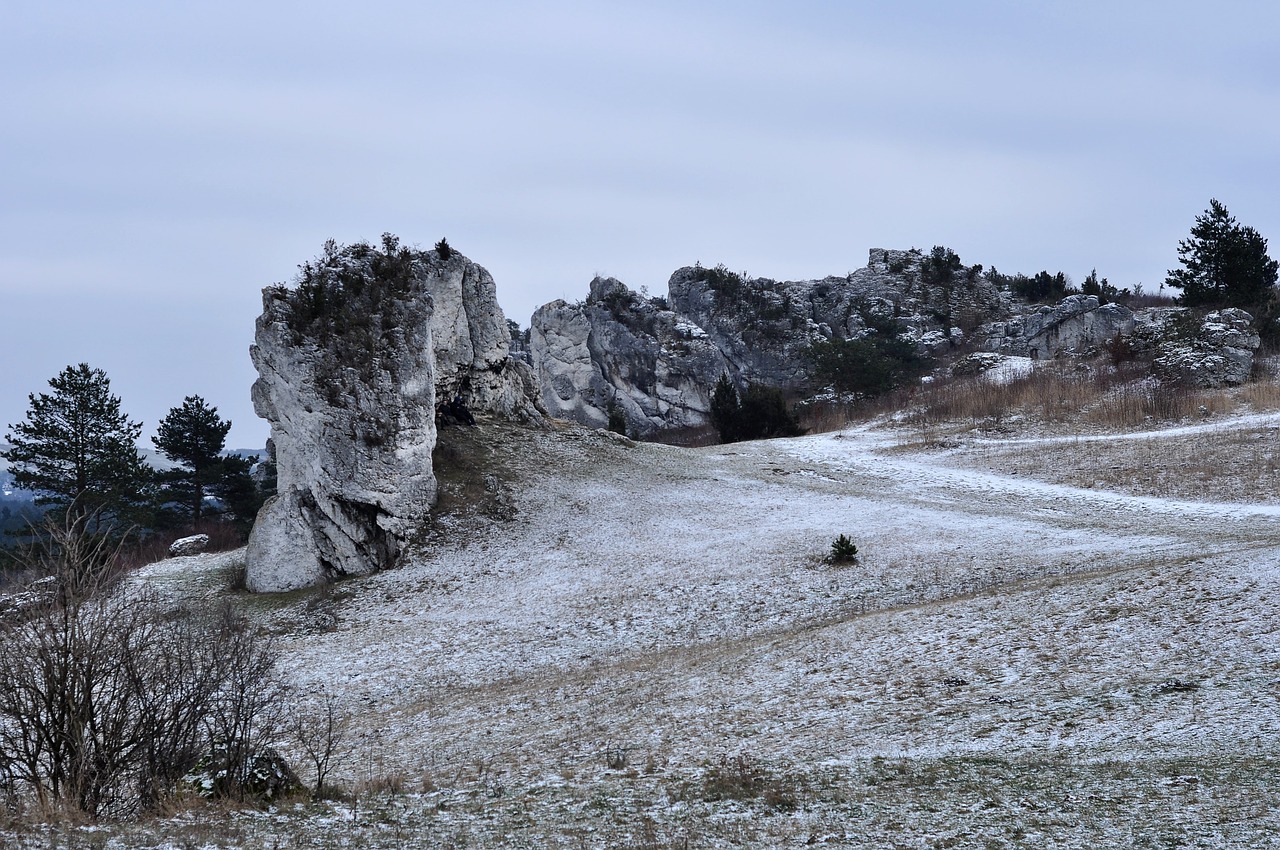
[2,0,1279,446]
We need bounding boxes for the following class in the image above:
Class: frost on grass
[16,415,1280,848]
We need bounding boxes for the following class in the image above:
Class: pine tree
[153,395,233,526]
[2,364,151,530]
[709,374,741,443]
[1166,199,1279,311]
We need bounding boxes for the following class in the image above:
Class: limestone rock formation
[1150,308,1261,387]
[245,236,539,592]
[531,249,1011,435]
[426,256,543,422]
[530,276,729,436]
[980,294,1135,359]
[666,249,1008,389]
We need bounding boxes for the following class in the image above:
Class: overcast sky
[3,1,1278,448]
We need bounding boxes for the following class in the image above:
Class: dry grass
[955,426,1280,503]
[904,363,1280,434]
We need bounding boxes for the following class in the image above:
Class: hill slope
[110,415,1280,848]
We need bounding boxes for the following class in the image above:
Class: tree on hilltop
[1166,199,1278,312]
[153,395,262,529]
[2,363,151,532]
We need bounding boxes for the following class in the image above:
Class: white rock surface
[1153,308,1261,387]
[530,277,730,436]
[245,239,540,592]
[982,294,1135,359]
[427,255,544,421]
[168,534,210,557]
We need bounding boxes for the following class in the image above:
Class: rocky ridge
[531,248,1011,437]
[245,239,1264,591]
[532,253,1266,436]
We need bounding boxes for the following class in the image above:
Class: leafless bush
[290,689,352,797]
[0,517,289,819]
[702,753,798,811]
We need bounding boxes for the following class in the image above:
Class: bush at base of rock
[710,376,805,444]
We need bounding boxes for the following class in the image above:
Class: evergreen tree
[707,374,803,444]
[2,364,151,530]
[709,374,741,443]
[153,395,233,525]
[209,453,265,531]
[809,310,932,398]
[153,396,265,529]
[1166,199,1279,311]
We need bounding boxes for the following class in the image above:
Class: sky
[3,0,1279,448]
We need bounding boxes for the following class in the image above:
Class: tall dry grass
[905,362,1280,432]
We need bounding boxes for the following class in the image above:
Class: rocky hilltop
[532,249,1264,437]
[532,248,1013,436]
[245,237,540,593]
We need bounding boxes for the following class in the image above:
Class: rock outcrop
[427,257,543,422]
[530,277,730,436]
[980,294,1135,359]
[1149,308,1261,387]
[245,237,539,592]
[531,249,1011,436]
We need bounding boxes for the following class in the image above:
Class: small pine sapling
[827,534,859,564]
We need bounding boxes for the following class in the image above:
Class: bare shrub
[0,518,289,819]
[290,689,352,797]
[701,754,798,811]
[356,770,407,797]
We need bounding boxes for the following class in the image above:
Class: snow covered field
[27,414,1280,848]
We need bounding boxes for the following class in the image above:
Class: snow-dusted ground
[45,415,1280,848]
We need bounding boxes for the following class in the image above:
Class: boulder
[185,743,301,801]
[951,352,1006,377]
[168,534,210,557]
[0,575,59,623]
[1152,308,1261,387]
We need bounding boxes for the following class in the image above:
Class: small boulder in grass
[169,534,210,558]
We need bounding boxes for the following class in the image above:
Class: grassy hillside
[17,396,1275,848]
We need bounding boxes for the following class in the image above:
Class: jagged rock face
[532,249,1012,435]
[1151,308,1260,387]
[246,238,540,592]
[530,277,729,436]
[980,294,1135,359]
[427,256,543,422]
[666,249,1007,388]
